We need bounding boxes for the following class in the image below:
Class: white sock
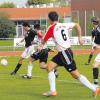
[27,64,33,77]
[48,70,56,92]
[78,75,96,92]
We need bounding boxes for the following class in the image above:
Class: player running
[85,17,100,65]
[41,11,100,98]
[22,24,58,79]
[10,22,37,75]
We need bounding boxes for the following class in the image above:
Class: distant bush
[0,2,16,8]
[0,12,16,38]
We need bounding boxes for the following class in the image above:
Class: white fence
[14,36,92,47]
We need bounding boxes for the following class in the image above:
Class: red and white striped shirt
[44,22,75,51]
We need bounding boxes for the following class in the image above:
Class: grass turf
[0,54,100,100]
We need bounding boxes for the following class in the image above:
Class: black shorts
[31,48,48,63]
[51,48,77,72]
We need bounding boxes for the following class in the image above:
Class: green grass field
[0,54,100,100]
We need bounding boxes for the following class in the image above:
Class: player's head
[34,23,40,30]
[48,11,59,23]
[91,17,100,25]
[22,22,30,31]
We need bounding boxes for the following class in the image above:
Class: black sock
[54,69,57,73]
[93,68,99,84]
[87,53,93,64]
[13,63,22,73]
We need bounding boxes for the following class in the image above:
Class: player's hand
[78,37,84,45]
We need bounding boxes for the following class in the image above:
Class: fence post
[85,10,87,36]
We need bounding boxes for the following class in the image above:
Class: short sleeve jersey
[44,22,75,51]
[25,29,37,47]
[91,26,100,44]
[37,30,47,49]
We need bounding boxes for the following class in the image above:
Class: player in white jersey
[41,11,100,97]
[22,24,58,79]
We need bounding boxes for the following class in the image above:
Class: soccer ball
[0,59,8,66]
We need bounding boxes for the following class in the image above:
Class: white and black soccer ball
[0,59,8,66]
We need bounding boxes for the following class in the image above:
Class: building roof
[0,7,71,20]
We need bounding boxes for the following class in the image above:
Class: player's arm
[16,38,25,45]
[20,38,25,42]
[42,25,54,44]
[74,23,83,45]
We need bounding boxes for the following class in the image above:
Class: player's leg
[39,48,58,78]
[43,61,57,96]
[87,52,93,64]
[92,53,100,85]
[85,49,94,65]
[43,53,62,96]
[62,49,100,97]
[69,69,100,97]
[22,56,35,79]
[93,62,99,85]
[22,50,39,79]
[10,57,24,75]
[10,48,28,75]
[11,46,34,75]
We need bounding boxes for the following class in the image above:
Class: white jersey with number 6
[53,23,75,51]
[44,22,75,51]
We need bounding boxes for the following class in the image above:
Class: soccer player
[22,24,58,79]
[85,17,100,65]
[91,17,100,86]
[10,22,37,75]
[41,11,100,97]
[92,45,100,86]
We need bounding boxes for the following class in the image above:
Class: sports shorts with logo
[51,48,76,72]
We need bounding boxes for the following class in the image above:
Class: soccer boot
[93,88,100,98]
[10,71,16,75]
[22,74,32,79]
[42,91,57,97]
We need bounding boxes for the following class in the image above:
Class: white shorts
[21,45,35,59]
[94,53,100,62]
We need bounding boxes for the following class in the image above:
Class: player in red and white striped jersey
[42,11,100,97]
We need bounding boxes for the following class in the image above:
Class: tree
[27,0,59,5]
[0,12,16,38]
[0,2,16,8]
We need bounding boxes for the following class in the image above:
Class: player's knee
[93,62,99,68]
[70,70,80,79]
[40,62,47,69]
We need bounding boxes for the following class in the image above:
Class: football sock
[78,75,96,92]
[93,68,99,84]
[48,70,56,92]
[27,64,33,76]
[87,53,93,64]
[14,63,22,73]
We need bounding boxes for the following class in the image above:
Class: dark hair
[22,22,30,27]
[34,23,40,30]
[91,17,100,25]
[48,11,59,21]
